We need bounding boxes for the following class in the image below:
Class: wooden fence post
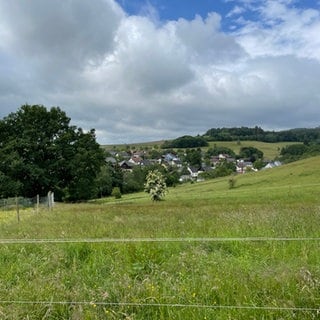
[16,196,20,222]
[36,194,40,213]
[47,191,53,211]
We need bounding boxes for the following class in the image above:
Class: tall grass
[0,157,319,319]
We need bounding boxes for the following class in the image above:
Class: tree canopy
[204,126,320,143]
[239,146,264,162]
[0,104,105,201]
[162,135,208,148]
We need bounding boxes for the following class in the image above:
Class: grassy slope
[207,140,299,160]
[0,157,319,319]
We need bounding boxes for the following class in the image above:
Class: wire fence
[0,237,319,312]
[0,236,319,244]
[0,300,318,312]
[0,215,319,313]
[0,195,49,210]
[0,192,54,222]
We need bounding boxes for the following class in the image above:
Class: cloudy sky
[0,0,319,144]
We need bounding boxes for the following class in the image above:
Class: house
[211,154,235,167]
[109,150,130,159]
[262,161,282,170]
[119,160,133,171]
[105,157,117,165]
[236,160,256,173]
[187,166,199,179]
[117,151,131,159]
[128,155,143,165]
[163,153,181,167]
[199,163,213,172]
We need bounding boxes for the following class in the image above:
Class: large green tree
[0,104,105,201]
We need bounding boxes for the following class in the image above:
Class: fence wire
[0,237,319,244]
[0,194,53,212]
[0,226,318,313]
[0,300,318,312]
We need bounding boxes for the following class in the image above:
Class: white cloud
[226,5,246,18]
[235,1,320,60]
[173,13,246,64]
[0,0,319,144]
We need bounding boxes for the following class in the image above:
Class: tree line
[203,126,320,143]
[162,135,208,148]
[280,143,320,163]
[160,127,320,149]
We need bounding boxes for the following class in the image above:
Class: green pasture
[0,157,319,319]
[206,140,300,160]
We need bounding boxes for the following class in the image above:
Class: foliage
[163,167,180,187]
[122,166,149,194]
[0,104,105,201]
[205,145,236,158]
[200,159,236,180]
[162,135,208,148]
[95,164,114,198]
[144,169,167,201]
[148,148,162,159]
[204,126,320,143]
[111,187,122,199]
[280,143,320,163]
[185,148,202,167]
[239,146,264,162]
[99,164,180,197]
[253,159,266,170]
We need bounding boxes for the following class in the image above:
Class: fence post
[47,191,53,211]
[36,194,40,213]
[16,196,20,222]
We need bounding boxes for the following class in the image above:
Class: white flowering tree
[144,170,167,201]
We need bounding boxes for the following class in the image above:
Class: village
[105,147,282,183]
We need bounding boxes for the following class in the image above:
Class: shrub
[228,176,236,189]
[111,187,122,199]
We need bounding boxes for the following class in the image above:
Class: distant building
[262,161,282,170]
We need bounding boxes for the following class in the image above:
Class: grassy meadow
[0,157,320,319]
[206,140,300,160]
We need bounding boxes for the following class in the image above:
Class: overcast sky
[0,0,319,144]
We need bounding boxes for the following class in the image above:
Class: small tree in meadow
[111,187,122,199]
[144,170,167,201]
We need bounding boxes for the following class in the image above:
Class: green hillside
[0,157,319,319]
[207,140,299,160]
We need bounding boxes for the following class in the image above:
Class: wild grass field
[0,157,319,319]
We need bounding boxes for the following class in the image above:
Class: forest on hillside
[203,126,320,143]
